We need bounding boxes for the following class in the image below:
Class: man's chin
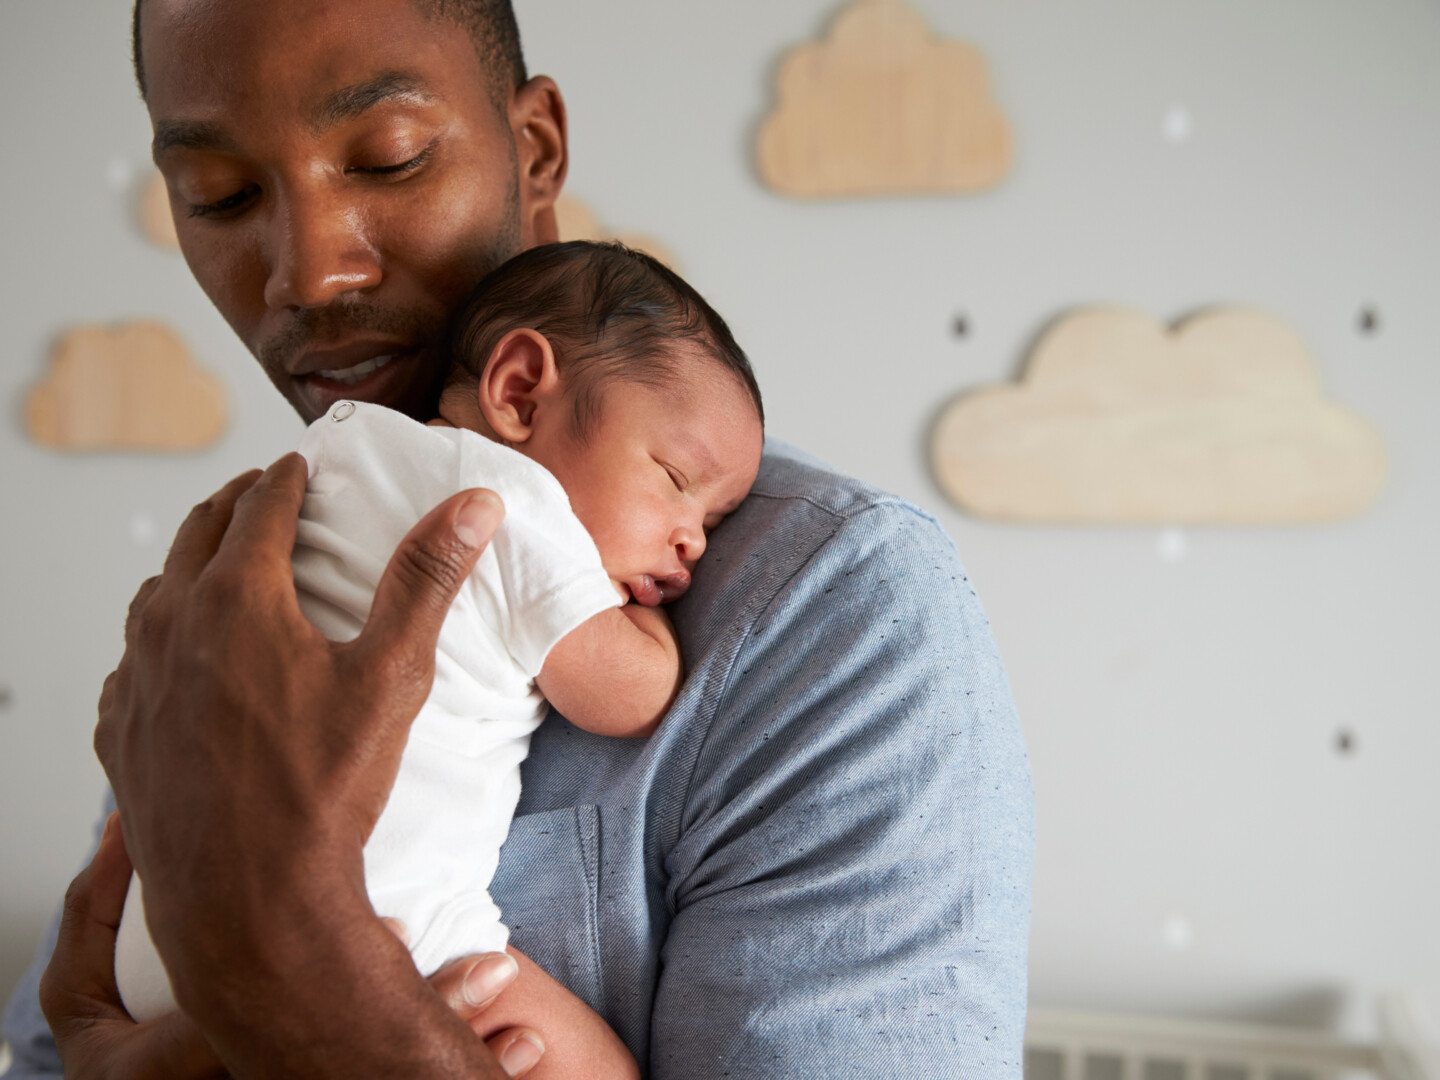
[289,351,436,423]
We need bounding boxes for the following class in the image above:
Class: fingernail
[499,1032,545,1076]
[455,492,504,550]
[101,812,119,845]
[462,952,519,1008]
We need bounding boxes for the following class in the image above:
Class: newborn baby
[114,241,765,1069]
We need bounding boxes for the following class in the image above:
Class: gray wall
[3,0,1437,1035]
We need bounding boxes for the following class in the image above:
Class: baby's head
[438,241,764,607]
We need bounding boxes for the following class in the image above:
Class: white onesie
[115,400,621,1021]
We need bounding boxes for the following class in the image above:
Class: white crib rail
[1025,1000,1439,1080]
[1377,996,1440,1080]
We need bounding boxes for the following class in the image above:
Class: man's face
[143,0,566,423]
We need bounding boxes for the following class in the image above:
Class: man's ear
[510,76,568,248]
[478,329,563,443]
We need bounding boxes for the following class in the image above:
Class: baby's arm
[535,604,681,737]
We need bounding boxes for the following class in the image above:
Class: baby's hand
[380,920,545,1077]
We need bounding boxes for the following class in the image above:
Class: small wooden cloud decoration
[138,170,180,251]
[555,196,680,271]
[26,321,228,452]
[931,307,1388,525]
[756,0,1012,198]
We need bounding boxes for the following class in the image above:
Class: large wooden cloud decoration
[931,307,1388,525]
[26,321,228,452]
[554,196,681,271]
[138,170,180,251]
[757,0,1012,198]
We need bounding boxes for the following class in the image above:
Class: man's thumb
[359,490,505,674]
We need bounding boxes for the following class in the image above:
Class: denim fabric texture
[4,441,1035,1078]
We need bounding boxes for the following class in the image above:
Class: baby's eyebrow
[678,435,721,479]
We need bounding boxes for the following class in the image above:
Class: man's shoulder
[750,439,920,525]
[723,439,963,584]
[673,440,974,675]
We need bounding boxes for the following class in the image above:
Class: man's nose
[262,184,382,310]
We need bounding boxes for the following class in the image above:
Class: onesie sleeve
[483,465,622,679]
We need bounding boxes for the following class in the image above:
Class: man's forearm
[171,876,505,1078]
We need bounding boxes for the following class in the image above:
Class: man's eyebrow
[152,121,235,160]
[150,73,437,161]
[309,72,438,130]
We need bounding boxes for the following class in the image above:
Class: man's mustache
[258,301,441,370]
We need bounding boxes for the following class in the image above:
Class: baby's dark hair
[447,241,763,437]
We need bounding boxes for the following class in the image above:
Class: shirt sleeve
[650,502,1035,1079]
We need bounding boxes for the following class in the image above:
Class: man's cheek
[379,179,518,290]
[178,232,269,341]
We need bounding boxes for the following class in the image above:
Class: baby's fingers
[486,1028,546,1077]
[426,951,520,1020]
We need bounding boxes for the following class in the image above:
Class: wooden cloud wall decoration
[931,307,1388,525]
[26,321,228,452]
[554,196,680,271]
[756,0,1012,198]
[138,170,180,251]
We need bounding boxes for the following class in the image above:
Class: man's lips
[289,343,424,418]
[289,340,414,379]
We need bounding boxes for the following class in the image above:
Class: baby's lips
[627,572,691,607]
[655,571,691,604]
[628,576,663,607]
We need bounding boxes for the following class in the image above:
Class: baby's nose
[674,526,706,566]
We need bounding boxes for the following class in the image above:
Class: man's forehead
[141,0,479,110]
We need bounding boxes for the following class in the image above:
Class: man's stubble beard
[257,165,524,422]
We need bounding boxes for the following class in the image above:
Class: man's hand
[89,455,526,1076]
[40,813,226,1079]
[40,816,546,1078]
[96,457,505,920]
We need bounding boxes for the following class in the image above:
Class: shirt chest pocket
[490,805,604,1013]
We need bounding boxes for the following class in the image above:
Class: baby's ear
[478,329,562,443]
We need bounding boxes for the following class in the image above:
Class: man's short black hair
[449,241,764,437]
[131,0,527,104]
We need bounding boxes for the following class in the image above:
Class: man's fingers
[41,815,134,1030]
[486,1028,546,1078]
[123,576,162,644]
[207,454,310,590]
[162,469,265,583]
[353,489,503,680]
[73,817,133,933]
[426,951,519,1021]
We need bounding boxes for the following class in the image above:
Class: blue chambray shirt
[4,441,1035,1078]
